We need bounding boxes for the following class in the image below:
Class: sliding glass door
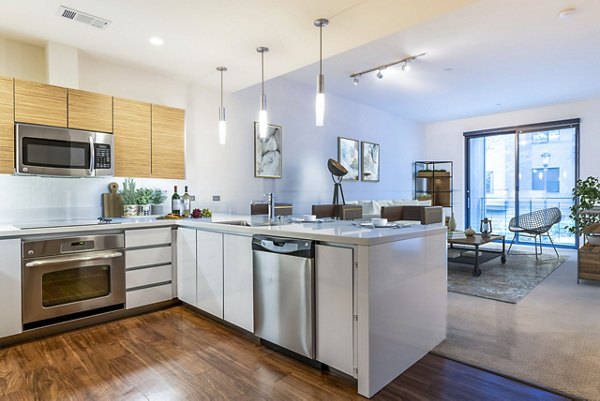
[465,120,579,248]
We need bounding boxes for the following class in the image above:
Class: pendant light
[257,47,269,138]
[217,66,227,145]
[314,18,329,127]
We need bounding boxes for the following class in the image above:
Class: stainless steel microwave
[15,123,114,177]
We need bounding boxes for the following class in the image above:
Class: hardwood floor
[0,306,571,400]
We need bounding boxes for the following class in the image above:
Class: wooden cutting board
[102,182,123,217]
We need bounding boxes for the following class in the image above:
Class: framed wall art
[337,137,359,181]
[361,141,380,182]
[254,122,282,178]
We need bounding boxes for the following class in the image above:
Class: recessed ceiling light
[444,68,453,72]
[558,7,576,19]
[149,36,164,46]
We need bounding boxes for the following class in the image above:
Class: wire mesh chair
[507,207,562,259]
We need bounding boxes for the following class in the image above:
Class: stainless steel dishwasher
[252,235,315,359]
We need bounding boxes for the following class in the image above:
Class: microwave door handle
[25,251,123,267]
[89,137,95,175]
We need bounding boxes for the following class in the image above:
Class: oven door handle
[25,251,123,267]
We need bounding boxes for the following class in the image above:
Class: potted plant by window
[150,189,167,215]
[136,188,154,216]
[120,178,138,217]
[568,176,600,244]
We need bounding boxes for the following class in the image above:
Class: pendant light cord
[220,69,224,109]
[319,25,323,75]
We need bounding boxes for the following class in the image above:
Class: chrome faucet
[266,192,275,221]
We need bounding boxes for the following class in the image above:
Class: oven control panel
[94,144,112,169]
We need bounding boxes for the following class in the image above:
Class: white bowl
[303,214,317,221]
[588,234,600,245]
[371,217,388,226]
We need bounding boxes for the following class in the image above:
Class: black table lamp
[327,158,348,205]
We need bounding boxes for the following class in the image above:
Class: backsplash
[0,175,187,223]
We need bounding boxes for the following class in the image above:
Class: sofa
[347,199,433,220]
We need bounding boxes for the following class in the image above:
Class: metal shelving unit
[414,161,454,211]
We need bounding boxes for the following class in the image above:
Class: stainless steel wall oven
[22,234,125,330]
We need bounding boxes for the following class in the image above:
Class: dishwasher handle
[252,235,314,258]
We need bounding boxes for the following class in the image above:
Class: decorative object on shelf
[256,46,269,138]
[480,217,493,237]
[417,193,432,201]
[448,212,457,231]
[327,158,348,205]
[314,18,329,126]
[361,141,380,182]
[464,226,476,237]
[254,122,282,178]
[337,137,359,181]
[567,176,600,235]
[349,52,426,84]
[216,66,228,145]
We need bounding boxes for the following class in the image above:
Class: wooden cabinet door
[14,80,67,127]
[0,77,14,174]
[68,89,113,133]
[113,97,151,177]
[151,104,185,179]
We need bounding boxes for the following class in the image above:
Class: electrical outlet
[190,195,195,201]
[212,195,220,201]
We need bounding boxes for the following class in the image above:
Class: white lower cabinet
[223,234,253,332]
[196,230,224,319]
[177,228,253,332]
[315,244,354,376]
[0,239,22,337]
[177,227,197,305]
[125,228,174,309]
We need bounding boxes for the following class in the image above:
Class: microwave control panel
[94,144,112,169]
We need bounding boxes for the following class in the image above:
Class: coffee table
[447,234,506,277]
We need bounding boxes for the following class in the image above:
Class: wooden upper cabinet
[14,80,67,127]
[152,104,185,179]
[68,89,113,133]
[0,76,14,174]
[113,98,151,178]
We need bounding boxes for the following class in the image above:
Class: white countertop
[0,213,446,246]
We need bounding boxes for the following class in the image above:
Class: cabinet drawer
[127,246,171,268]
[126,227,172,248]
[126,283,172,309]
[126,264,172,289]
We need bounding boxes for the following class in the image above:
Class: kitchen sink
[214,220,253,227]
[213,220,289,227]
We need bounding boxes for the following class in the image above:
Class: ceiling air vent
[57,6,111,29]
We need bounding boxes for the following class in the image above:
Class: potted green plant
[150,189,167,215]
[135,188,154,216]
[568,176,600,240]
[120,178,138,217]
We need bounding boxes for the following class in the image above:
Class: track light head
[376,70,383,79]
[353,76,359,85]
[402,61,410,71]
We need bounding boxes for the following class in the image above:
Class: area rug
[447,253,568,303]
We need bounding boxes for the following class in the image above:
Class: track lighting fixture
[349,52,426,84]
[314,18,329,127]
[257,46,269,138]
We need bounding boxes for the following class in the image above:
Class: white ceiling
[285,0,600,122]
[0,0,598,123]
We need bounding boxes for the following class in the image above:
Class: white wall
[423,98,600,228]
[186,76,424,215]
[0,38,46,82]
